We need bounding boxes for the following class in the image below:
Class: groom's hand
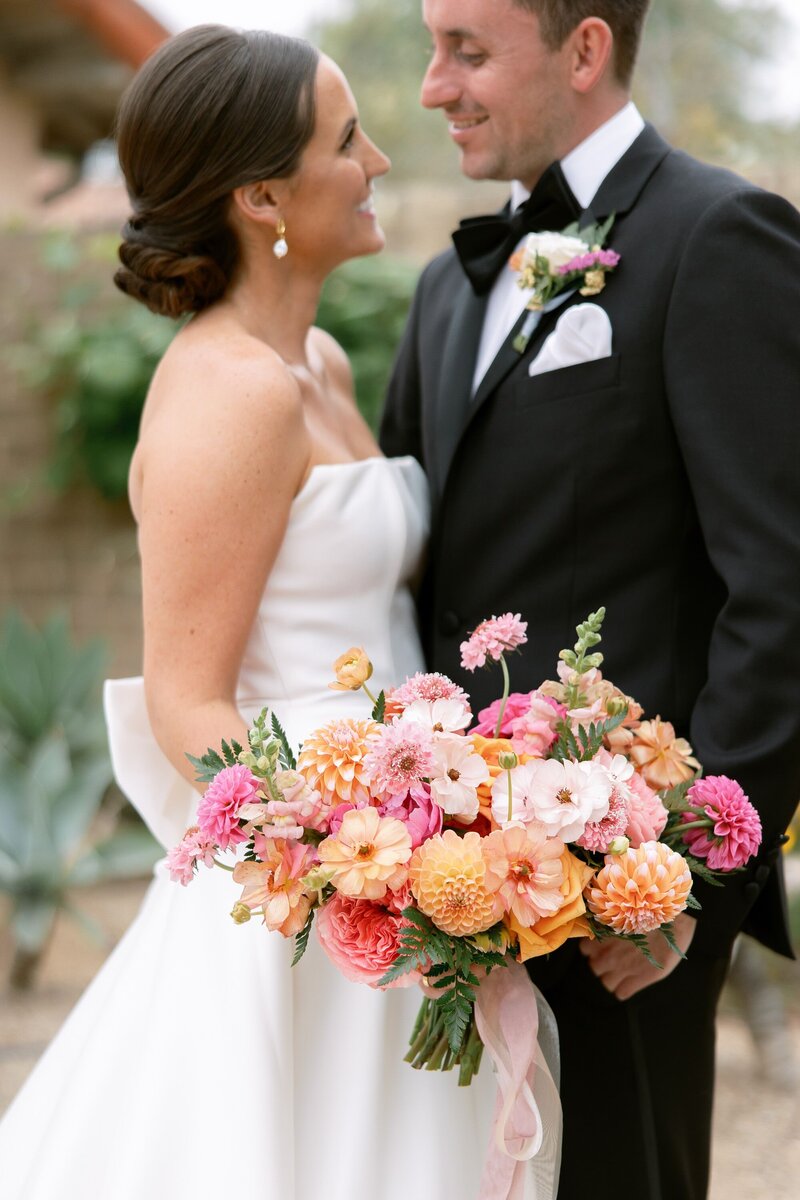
[579,912,697,1001]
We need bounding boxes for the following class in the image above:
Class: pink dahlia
[681,776,762,870]
[166,825,217,886]
[316,892,420,988]
[363,722,436,799]
[196,764,259,850]
[472,691,534,738]
[460,613,528,672]
[626,770,669,847]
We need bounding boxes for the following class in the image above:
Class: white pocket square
[528,303,613,377]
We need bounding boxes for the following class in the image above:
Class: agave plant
[0,610,160,989]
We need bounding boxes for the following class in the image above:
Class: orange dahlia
[586,841,692,935]
[629,717,700,790]
[297,717,378,809]
[410,830,501,937]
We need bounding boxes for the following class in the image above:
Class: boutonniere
[510,215,620,353]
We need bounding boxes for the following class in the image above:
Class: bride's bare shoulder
[131,320,308,518]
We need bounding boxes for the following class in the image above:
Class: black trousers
[527,944,731,1200]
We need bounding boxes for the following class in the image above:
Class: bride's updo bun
[114,25,319,317]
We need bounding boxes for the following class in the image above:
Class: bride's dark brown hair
[114,25,319,318]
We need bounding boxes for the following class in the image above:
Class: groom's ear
[230,180,283,229]
[566,18,615,95]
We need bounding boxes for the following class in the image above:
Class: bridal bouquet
[168,609,762,1090]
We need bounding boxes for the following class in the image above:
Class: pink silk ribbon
[474,960,562,1200]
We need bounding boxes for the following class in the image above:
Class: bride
[0,25,492,1199]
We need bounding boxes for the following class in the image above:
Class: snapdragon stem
[493,655,511,739]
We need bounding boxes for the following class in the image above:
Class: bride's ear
[230,180,283,231]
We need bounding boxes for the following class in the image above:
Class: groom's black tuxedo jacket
[381,124,800,959]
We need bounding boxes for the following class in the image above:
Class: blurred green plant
[0,610,160,989]
[9,235,416,504]
[318,257,417,430]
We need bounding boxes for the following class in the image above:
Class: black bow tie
[452,162,582,295]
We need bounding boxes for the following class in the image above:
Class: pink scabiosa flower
[232,839,317,936]
[492,758,612,842]
[626,770,669,847]
[363,721,436,800]
[509,693,566,757]
[680,776,762,870]
[428,733,491,821]
[389,672,470,711]
[460,613,528,671]
[196,764,259,850]
[587,841,692,935]
[166,825,217,886]
[378,787,443,849]
[316,892,421,988]
[317,806,412,900]
[483,823,565,926]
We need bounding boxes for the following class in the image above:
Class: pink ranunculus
[625,770,669,847]
[472,691,534,738]
[196,764,259,850]
[510,692,566,757]
[316,892,420,988]
[378,786,443,849]
[681,776,762,870]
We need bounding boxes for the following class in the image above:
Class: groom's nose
[421,52,461,109]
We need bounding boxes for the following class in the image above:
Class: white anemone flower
[491,758,612,842]
[428,734,489,821]
[399,697,472,736]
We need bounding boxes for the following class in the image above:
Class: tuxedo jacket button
[754,864,771,885]
[439,610,461,636]
[743,881,761,902]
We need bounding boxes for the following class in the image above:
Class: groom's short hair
[513,1,651,87]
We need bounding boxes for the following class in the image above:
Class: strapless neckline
[295,454,422,502]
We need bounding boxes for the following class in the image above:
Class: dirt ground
[1,878,798,1198]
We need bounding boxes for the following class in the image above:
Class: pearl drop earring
[273,217,288,259]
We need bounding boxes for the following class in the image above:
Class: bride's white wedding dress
[0,456,494,1200]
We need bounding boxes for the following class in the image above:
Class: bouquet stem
[405,998,484,1086]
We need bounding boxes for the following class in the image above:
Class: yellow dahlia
[297,717,378,809]
[586,841,692,935]
[410,830,502,937]
[629,717,700,790]
[317,807,412,900]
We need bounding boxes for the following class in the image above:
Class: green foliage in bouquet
[0,610,160,989]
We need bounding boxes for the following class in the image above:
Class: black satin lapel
[586,123,671,220]
[429,280,488,496]
[468,306,531,417]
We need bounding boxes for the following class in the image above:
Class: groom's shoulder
[413,245,462,300]
[654,137,793,222]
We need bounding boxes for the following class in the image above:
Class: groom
[381,1,800,1196]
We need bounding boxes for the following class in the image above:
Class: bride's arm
[136,344,308,786]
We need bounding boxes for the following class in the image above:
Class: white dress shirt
[471,102,645,392]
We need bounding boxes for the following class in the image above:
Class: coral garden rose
[196,764,260,851]
[297,717,378,810]
[410,830,501,937]
[587,841,692,936]
[317,806,412,900]
[508,849,594,961]
[316,892,420,988]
